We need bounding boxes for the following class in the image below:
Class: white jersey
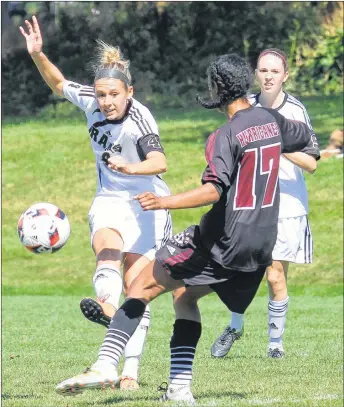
[63,81,170,199]
[249,92,314,218]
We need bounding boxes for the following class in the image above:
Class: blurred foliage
[2,1,343,116]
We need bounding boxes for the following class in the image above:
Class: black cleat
[267,347,285,358]
[80,298,111,328]
[210,325,244,358]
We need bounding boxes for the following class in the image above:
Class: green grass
[2,295,343,407]
[2,94,343,406]
[2,94,343,295]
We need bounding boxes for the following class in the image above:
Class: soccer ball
[17,202,71,254]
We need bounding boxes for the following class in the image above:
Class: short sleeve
[299,134,320,159]
[63,80,96,112]
[136,134,165,160]
[129,102,164,159]
[129,103,159,140]
[289,101,314,131]
[289,105,319,158]
[266,109,316,155]
[201,129,234,197]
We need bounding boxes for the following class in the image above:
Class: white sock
[122,305,150,381]
[93,264,122,309]
[230,312,244,331]
[268,296,289,347]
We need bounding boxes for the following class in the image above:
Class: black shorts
[156,225,266,314]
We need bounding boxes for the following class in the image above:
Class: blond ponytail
[92,40,132,84]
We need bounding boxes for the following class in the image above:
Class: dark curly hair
[197,54,252,109]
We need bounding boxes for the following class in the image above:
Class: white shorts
[88,196,172,261]
[272,215,313,264]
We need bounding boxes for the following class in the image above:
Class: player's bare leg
[266,260,289,358]
[173,286,213,322]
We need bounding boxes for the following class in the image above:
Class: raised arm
[19,16,65,97]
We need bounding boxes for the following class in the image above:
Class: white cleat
[159,385,196,405]
[56,362,118,396]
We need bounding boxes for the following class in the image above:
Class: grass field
[2,295,343,407]
[2,94,343,406]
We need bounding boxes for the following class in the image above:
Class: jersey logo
[170,231,191,248]
[166,245,176,255]
[311,134,319,148]
[108,143,122,154]
[148,135,162,149]
[68,83,81,89]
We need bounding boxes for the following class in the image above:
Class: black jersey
[199,106,319,272]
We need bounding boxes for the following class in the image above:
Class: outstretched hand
[19,15,43,55]
[134,192,164,211]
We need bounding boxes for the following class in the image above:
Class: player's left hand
[107,156,134,174]
[134,192,163,210]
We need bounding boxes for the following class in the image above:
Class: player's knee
[173,289,200,311]
[126,279,151,301]
[123,269,139,297]
[267,266,284,286]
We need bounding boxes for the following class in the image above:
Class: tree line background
[1,1,343,117]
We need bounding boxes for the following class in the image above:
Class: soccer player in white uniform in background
[211,48,319,358]
[20,16,172,389]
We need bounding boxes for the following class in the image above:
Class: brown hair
[257,48,288,72]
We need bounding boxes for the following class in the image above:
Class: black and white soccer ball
[17,202,71,254]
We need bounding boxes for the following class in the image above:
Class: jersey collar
[256,91,288,111]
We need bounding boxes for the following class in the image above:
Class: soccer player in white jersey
[20,16,172,389]
[211,48,319,358]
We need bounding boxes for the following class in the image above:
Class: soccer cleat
[80,297,112,328]
[158,383,196,405]
[119,376,140,391]
[55,362,119,396]
[210,325,244,358]
[267,347,285,358]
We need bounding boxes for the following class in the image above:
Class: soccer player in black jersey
[56,54,318,404]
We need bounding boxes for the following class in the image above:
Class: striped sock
[169,319,202,389]
[268,297,289,347]
[97,298,146,366]
[122,305,151,380]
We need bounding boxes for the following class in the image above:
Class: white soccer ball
[17,202,71,254]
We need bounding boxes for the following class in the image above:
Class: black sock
[169,319,202,387]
